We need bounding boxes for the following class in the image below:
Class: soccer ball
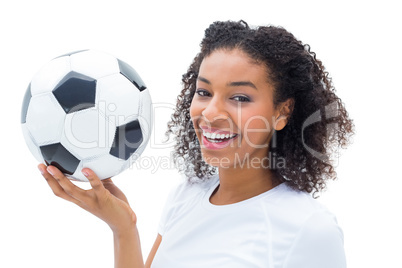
[21,50,152,181]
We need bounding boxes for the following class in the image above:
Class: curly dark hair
[166,20,354,195]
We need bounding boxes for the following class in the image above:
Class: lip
[199,126,237,135]
[198,125,239,150]
[200,131,238,150]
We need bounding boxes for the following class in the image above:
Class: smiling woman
[160,20,354,267]
[167,20,354,194]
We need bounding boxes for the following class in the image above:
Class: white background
[1,0,401,267]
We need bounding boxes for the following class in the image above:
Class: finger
[81,168,106,194]
[38,164,80,205]
[47,165,87,202]
[101,178,114,186]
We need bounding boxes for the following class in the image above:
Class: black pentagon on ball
[21,84,32,123]
[117,59,147,91]
[40,143,80,175]
[52,71,96,114]
[110,119,143,160]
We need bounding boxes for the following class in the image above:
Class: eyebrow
[197,76,258,90]
[228,81,257,90]
[197,76,211,84]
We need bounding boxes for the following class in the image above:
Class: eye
[231,95,251,102]
[195,89,211,97]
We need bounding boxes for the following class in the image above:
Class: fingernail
[47,167,54,176]
[82,170,89,177]
[38,166,44,175]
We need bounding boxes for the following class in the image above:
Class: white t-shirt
[151,175,346,268]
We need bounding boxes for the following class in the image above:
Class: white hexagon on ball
[25,93,66,145]
[97,73,141,126]
[70,50,120,80]
[61,107,117,159]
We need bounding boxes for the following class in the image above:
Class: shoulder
[263,182,343,237]
[261,182,336,224]
[262,183,346,268]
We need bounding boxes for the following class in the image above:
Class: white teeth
[202,130,237,141]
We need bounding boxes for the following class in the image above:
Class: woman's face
[190,49,281,169]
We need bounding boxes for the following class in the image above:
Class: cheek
[189,99,205,131]
[239,110,275,144]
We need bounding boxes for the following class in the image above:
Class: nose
[201,97,229,122]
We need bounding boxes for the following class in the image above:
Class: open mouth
[199,126,239,151]
[202,130,238,143]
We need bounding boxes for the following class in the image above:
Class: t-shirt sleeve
[283,210,347,268]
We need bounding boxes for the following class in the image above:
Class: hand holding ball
[21,50,152,181]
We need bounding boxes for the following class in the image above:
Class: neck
[210,164,280,205]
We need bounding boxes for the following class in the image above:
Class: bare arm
[145,234,162,268]
[113,227,144,267]
[39,164,149,268]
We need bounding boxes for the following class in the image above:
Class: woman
[38,20,354,267]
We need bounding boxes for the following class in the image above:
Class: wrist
[109,208,137,234]
[111,220,137,238]
[112,223,144,267]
